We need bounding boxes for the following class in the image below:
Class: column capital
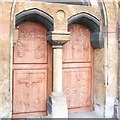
[52,45,63,49]
[47,31,70,45]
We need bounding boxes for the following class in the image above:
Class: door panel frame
[12,21,52,118]
[63,24,94,112]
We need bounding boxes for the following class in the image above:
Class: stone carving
[56,10,66,22]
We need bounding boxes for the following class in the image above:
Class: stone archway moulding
[15,8,54,31]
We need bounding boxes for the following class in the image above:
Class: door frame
[10,7,102,118]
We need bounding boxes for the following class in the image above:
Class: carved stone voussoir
[47,31,70,45]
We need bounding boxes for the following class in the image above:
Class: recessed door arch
[63,24,94,112]
[12,21,52,118]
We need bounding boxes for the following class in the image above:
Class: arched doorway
[12,21,52,118]
[63,24,94,112]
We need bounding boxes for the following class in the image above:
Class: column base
[47,92,68,118]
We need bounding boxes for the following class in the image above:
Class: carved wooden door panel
[63,24,94,112]
[12,22,52,118]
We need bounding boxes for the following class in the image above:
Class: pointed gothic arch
[15,8,54,31]
[68,12,103,48]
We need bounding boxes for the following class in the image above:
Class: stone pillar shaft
[47,31,70,118]
[53,46,63,93]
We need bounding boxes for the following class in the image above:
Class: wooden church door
[63,24,94,112]
[12,22,52,118]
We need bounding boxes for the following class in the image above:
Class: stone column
[52,45,63,93]
[47,31,70,118]
[46,9,70,118]
[103,1,118,118]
